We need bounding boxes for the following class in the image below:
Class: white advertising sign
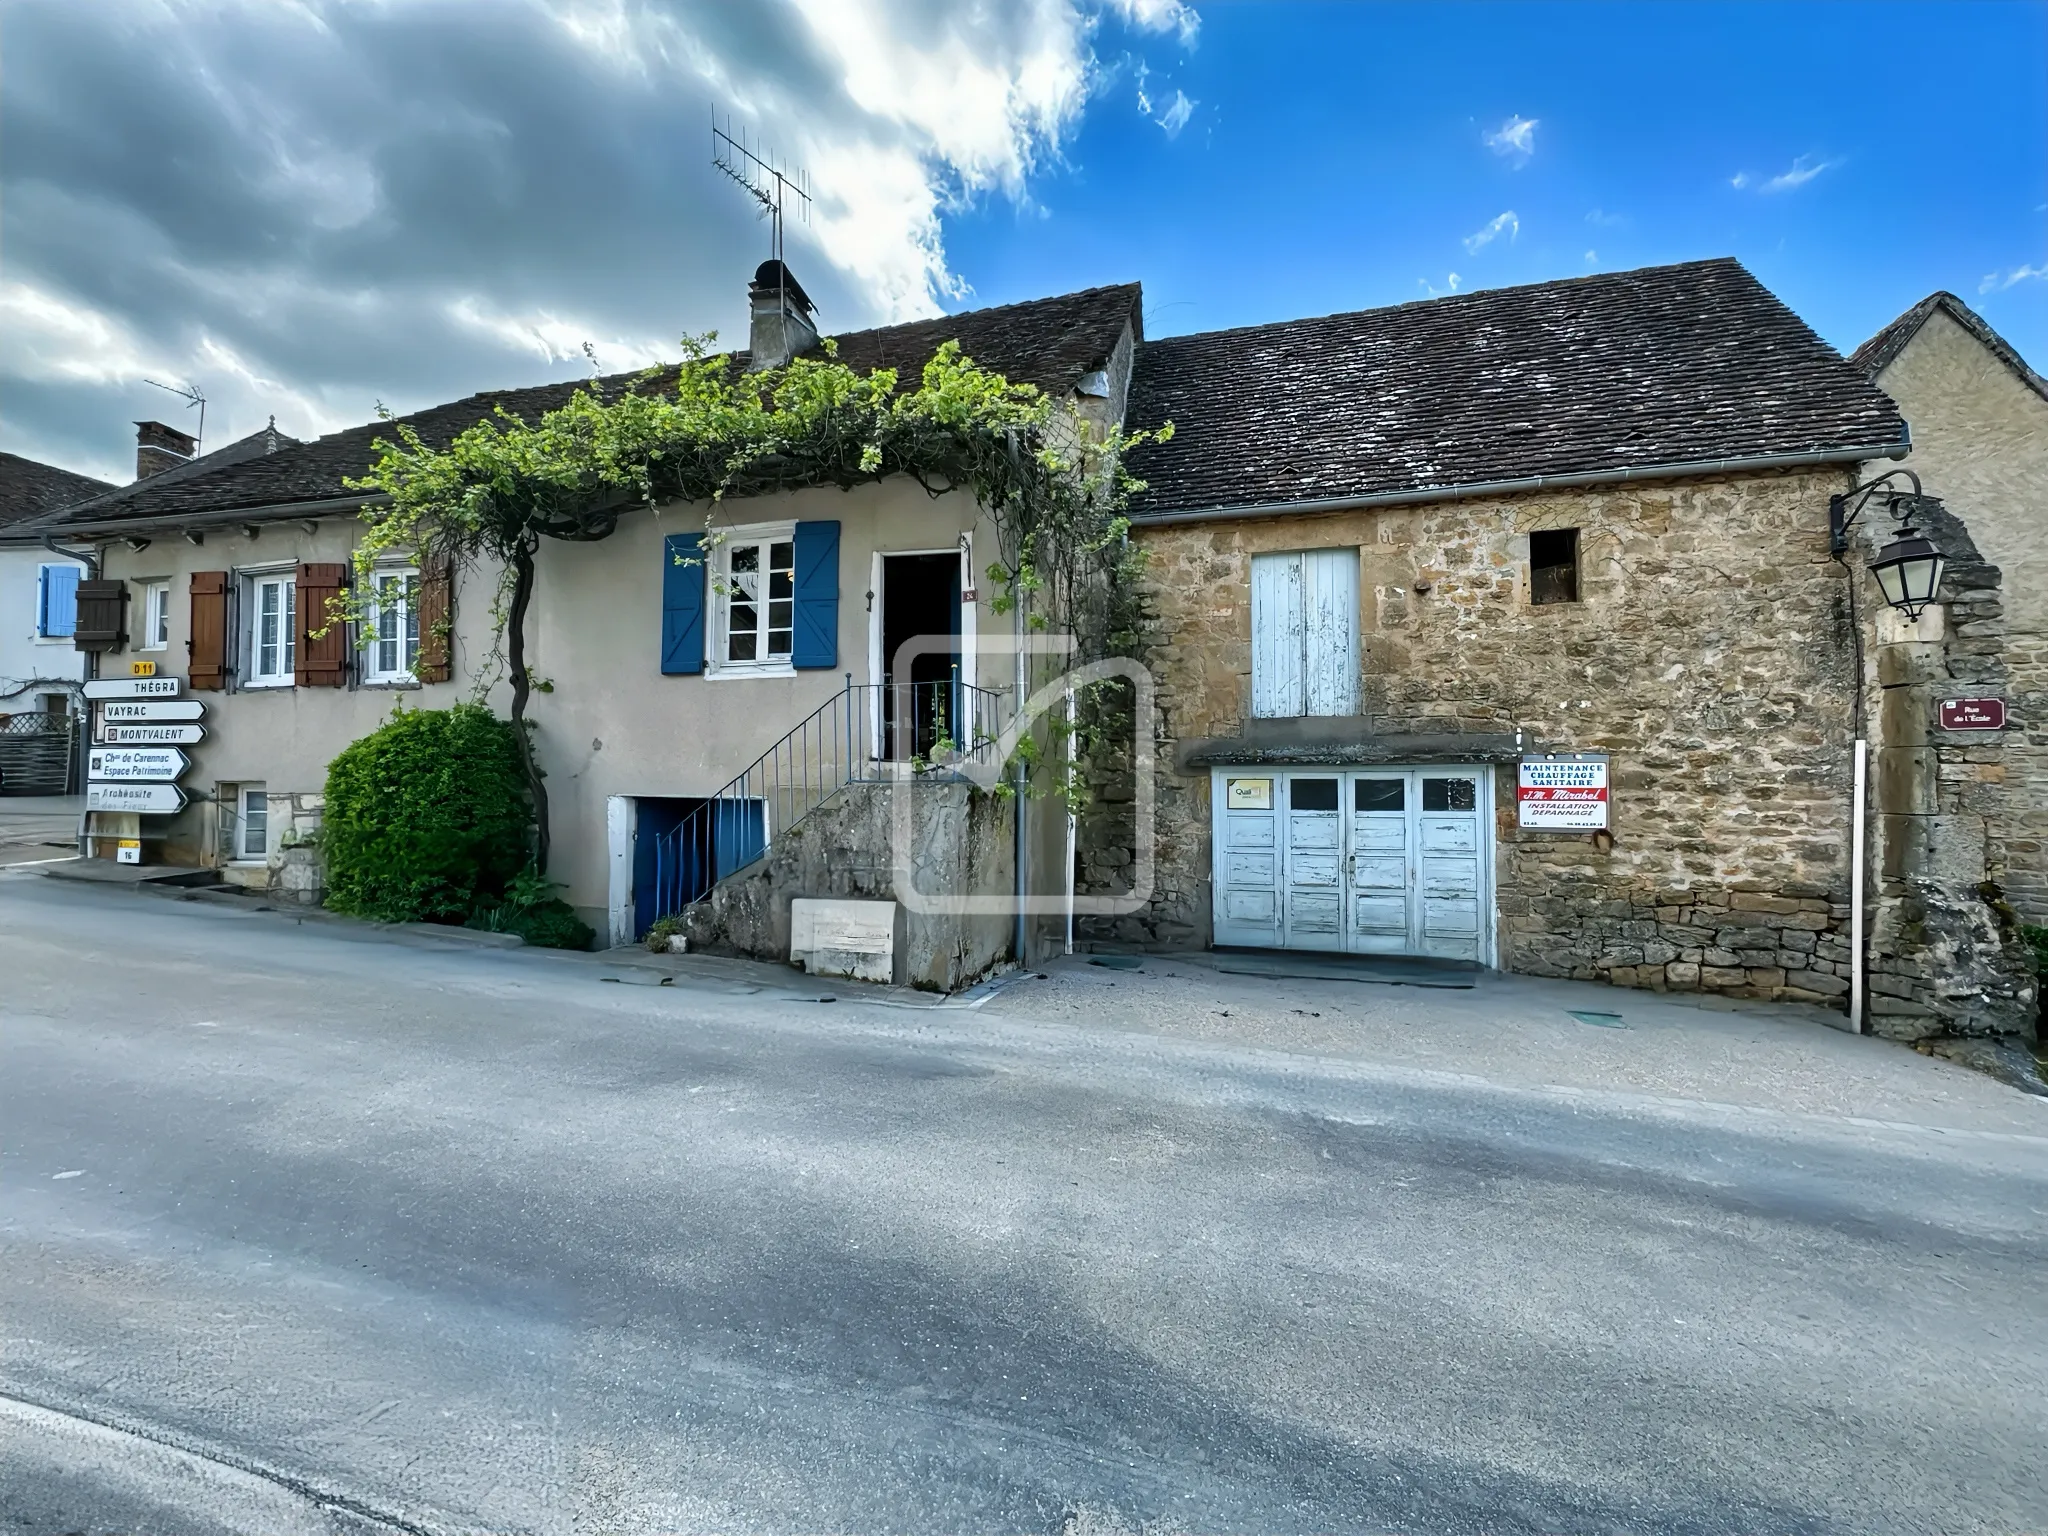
[1518,757,1610,831]
[99,700,204,721]
[88,747,190,783]
[86,783,188,814]
[99,723,205,746]
[83,677,181,700]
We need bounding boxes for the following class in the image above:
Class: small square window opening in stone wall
[1530,528,1579,605]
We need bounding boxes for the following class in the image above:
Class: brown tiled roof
[51,282,1143,532]
[1852,290,2048,405]
[0,452,115,530]
[1124,258,1909,518]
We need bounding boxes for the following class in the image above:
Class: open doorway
[879,551,961,760]
[631,795,766,938]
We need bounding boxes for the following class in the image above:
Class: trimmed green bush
[323,703,532,923]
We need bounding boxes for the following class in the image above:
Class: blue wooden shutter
[661,532,706,675]
[39,565,80,638]
[790,520,840,670]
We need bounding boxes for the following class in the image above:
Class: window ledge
[362,678,420,690]
[704,663,797,682]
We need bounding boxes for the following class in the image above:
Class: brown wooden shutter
[188,571,229,690]
[295,562,349,688]
[415,557,453,684]
[72,579,129,652]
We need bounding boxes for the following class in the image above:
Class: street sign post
[88,747,190,782]
[83,677,181,700]
[98,723,205,746]
[86,783,187,814]
[99,700,203,721]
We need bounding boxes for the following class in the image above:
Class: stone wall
[216,789,326,905]
[679,777,1014,991]
[1861,305,2048,925]
[1122,469,1863,993]
[1113,465,2036,1036]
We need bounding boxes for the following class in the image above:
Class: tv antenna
[712,114,811,264]
[143,377,206,456]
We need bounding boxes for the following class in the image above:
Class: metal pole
[1064,682,1076,955]
[1850,738,1867,1034]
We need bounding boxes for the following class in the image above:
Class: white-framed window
[363,568,420,684]
[139,581,171,651]
[710,522,796,676]
[243,571,296,687]
[1250,547,1359,718]
[236,784,270,862]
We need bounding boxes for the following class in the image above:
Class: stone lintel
[1177,720,1527,771]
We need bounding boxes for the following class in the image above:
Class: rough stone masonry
[1094,465,2035,1034]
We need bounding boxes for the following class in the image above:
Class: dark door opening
[881,552,962,760]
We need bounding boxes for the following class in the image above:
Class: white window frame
[362,566,421,685]
[241,569,297,688]
[234,783,270,864]
[139,581,171,651]
[706,520,797,680]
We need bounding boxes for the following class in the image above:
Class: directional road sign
[99,700,204,721]
[83,677,181,700]
[86,783,188,814]
[88,746,190,782]
[98,723,205,746]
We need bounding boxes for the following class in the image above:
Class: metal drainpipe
[43,535,99,855]
[1013,595,1028,966]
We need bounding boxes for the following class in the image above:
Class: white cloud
[1979,264,2048,294]
[447,298,675,372]
[1462,211,1519,254]
[1134,63,1198,139]
[1731,154,1839,194]
[0,281,164,388]
[1584,250,1597,265]
[1154,88,1195,137]
[0,0,1205,477]
[1108,0,1201,47]
[1585,208,1625,227]
[1417,273,1461,297]
[1483,115,1538,166]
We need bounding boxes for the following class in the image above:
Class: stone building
[1104,258,2034,1036]
[1844,292,2047,1037]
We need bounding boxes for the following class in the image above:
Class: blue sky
[952,1,2048,361]
[4,0,2043,482]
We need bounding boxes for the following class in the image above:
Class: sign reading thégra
[1518,756,1610,831]
[83,677,181,700]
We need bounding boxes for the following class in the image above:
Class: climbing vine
[345,337,1169,872]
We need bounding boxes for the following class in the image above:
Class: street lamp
[1829,469,1947,621]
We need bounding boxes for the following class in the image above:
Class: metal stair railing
[646,673,1005,926]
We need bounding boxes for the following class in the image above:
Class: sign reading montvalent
[1939,697,2006,731]
[99,700,203,721]
[86,783,187,815]
[83,677,180,700]
[99,723,205,746]
[88,746,189,783]
[1518,756,1610,831]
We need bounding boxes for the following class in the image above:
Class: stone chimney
[134,420,197,479]
[746,259,819,371]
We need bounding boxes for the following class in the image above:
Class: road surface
[3,871,2045,1534]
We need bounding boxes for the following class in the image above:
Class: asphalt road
[3,874,2046,1535]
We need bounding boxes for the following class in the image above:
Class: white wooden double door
[1211,766,1493,962]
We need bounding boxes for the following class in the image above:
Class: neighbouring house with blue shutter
[41,264,1141,981]
[1,450,115,793]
